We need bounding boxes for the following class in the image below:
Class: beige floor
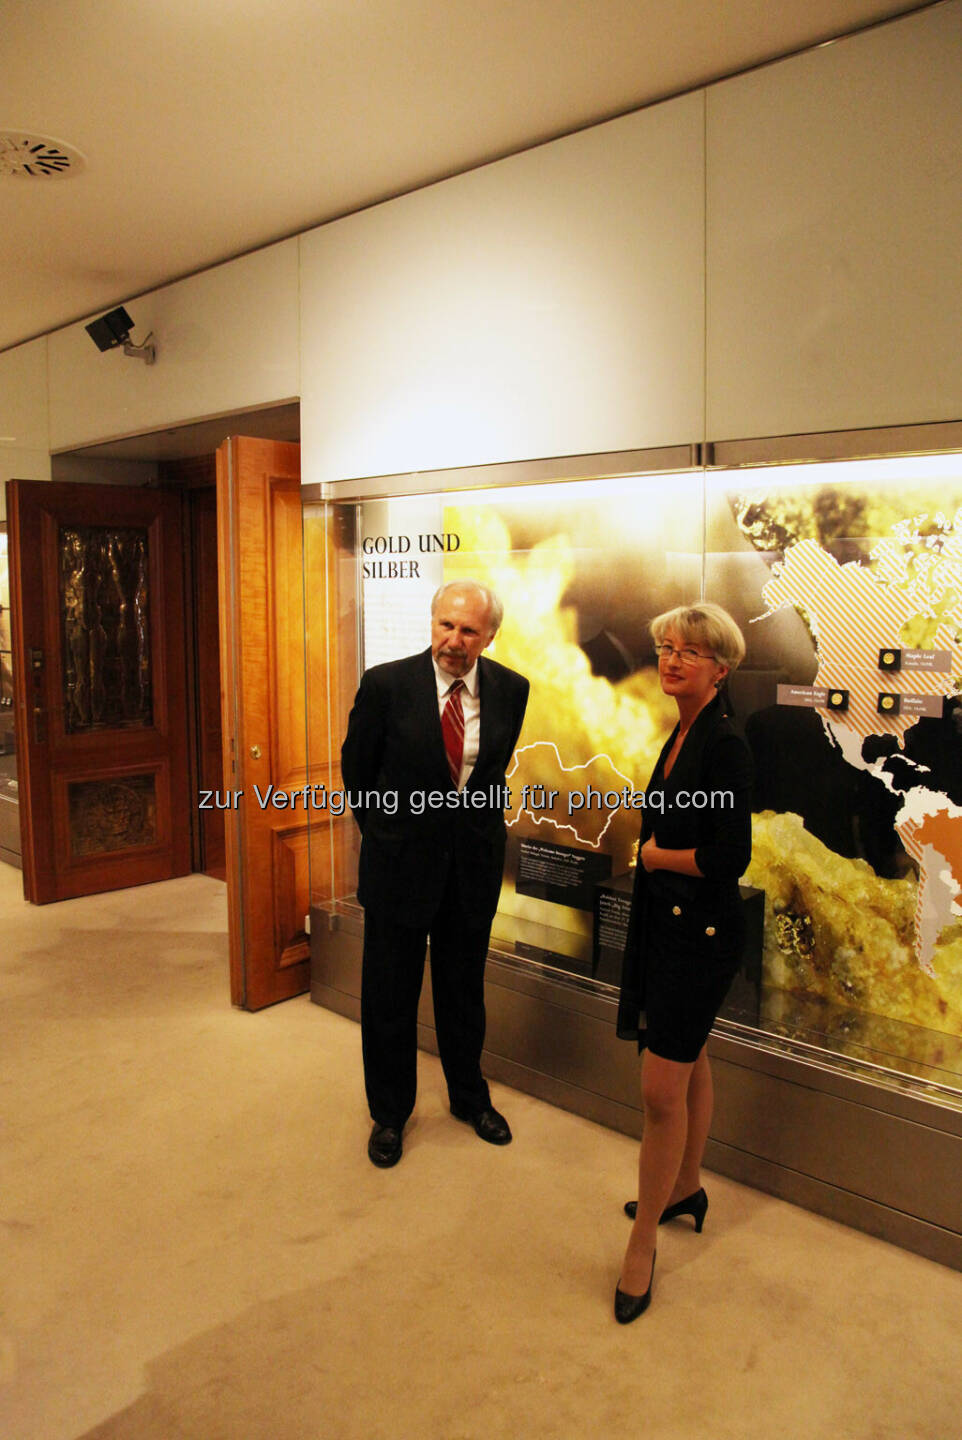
[2,863,961,1440]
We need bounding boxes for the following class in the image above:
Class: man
[341,579,529,1167]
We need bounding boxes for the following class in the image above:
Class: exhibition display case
[303,441,962,1266]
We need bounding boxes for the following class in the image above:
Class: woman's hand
[640,836,702,878]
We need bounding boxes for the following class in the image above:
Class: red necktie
[441,680,465,788]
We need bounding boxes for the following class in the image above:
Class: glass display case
[303,443,962,1265]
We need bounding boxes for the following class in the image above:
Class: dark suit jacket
[340,647,529,928]
[617,694,753,1040]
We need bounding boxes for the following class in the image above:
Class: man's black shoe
[451,1104,512,1145]
[368,1123,403,1167]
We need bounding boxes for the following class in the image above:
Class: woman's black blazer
[617,693,753,1040]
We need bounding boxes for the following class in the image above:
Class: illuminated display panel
[305,452,962,1102]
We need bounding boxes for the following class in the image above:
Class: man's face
[431,588,495,678]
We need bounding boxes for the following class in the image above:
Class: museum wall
[301,0,961,485]
[298,90,706,485]
[45,239,300,454]
[706,0,962,441]
[0,339,51,523]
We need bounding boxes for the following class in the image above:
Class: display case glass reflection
[314,472,703,967]
[305,451,962,1103]
[705,453,962,1096]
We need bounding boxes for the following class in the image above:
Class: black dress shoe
[614,1252,656,1325]
[451,1104,512,1145]
[368,1122,403,1168]
[623,1187,708,1230]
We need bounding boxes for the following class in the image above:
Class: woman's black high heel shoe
[614,1251,656,1324]
[623,1187,708,1231]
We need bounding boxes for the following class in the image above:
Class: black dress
[617,693,753,1063]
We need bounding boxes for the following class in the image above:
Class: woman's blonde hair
[650,602,746,670]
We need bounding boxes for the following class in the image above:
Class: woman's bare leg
[620,1050,693,1294]
[669,1044,712,1203]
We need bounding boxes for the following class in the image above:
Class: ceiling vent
[0,132,86,178]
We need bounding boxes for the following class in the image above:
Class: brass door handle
[249,744,262,759]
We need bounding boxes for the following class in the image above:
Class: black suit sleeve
[507,676,530,761]
[340,669,389,832]
[692,732,753,881]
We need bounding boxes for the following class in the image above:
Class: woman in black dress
[614,603,752,1323]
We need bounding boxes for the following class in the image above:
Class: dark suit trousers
[360,864,493,1129]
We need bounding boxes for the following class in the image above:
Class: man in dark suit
[341,579,529,1168]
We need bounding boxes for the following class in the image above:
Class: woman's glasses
[655,642,716,667]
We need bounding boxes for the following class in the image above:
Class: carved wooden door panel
[216,437,310,1009]
[7,479,191,902]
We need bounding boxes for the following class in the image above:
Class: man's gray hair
[430,579,503,637]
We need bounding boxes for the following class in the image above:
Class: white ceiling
[1,0,933,357]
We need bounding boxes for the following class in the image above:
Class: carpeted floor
[2,863,961,1440]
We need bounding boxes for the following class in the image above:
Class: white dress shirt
[432,657,481,790]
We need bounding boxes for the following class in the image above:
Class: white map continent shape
[918,842,962,972]
[506,741,635,850]
[761,539,962,970]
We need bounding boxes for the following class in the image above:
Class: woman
[614,603,752,1323]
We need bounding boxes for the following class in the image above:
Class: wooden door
[7,479,191,902]
[190,485,226,879]
[216,437,312,1009]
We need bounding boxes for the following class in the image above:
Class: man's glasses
[655,642,716,667]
